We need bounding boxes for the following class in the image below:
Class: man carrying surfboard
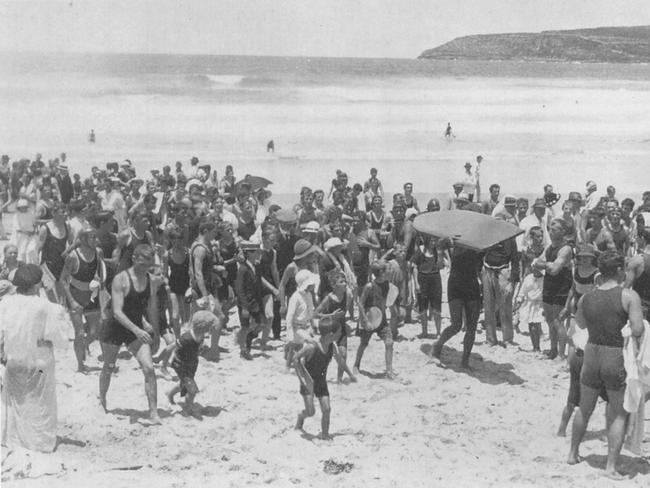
[353,260,396,379]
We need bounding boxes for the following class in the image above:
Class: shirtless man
[99,244,162,424]
[60,228,103,372]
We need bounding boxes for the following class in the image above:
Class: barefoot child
[514,266,544,352]
[316,269,357,383]
[295,319,341,440]
[163,311,218,412]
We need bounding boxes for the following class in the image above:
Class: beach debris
[322,459,354,475]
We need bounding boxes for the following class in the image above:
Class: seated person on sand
[294,318,342,440]
[163,311,219,416]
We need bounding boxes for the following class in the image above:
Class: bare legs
[295,394,331,439]
[568,385,628,479]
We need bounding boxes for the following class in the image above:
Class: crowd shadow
[583,453,650,479]
[419,344,525,386]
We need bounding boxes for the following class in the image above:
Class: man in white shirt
[518,198,551,251]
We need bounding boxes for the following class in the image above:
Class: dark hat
[568,192,583,203]
[464,162,472,168]
[504,196,517,206]
[12,264,43,290]
[275,208,298,224]
[191,156,199,164]
[544,192,561,207]
[533,198,546,209]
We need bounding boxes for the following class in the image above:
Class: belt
[483,263,509,271]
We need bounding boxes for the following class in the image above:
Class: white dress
[0,295,70,452]
[517,273,544,324]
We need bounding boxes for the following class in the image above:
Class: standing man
[482,202,520,346]
[461,162,478,202]
[99,244,162,425]
[518,198,550,250]
[625,226,650,320]
[235,241,265,360]
[482,184,500,215]
[533,220,573,360]
[189,219,224,361]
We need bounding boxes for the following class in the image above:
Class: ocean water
[1,52,649,204]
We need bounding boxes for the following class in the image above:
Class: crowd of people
[0,152,649,479]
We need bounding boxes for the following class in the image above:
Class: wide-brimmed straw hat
[293,239,318,260]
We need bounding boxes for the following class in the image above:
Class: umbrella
[413,210,523,251]
[236,174,273,191]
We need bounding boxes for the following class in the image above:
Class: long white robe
[1,295,70,452]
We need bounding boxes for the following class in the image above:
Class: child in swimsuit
[163,311,218,414]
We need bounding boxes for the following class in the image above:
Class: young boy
[294,319,341,440]
[515,267,544,352]
[316,270,357,383]
[353,260,396,379]
[164,311,218,414]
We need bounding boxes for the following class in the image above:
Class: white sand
[2,308,648,487]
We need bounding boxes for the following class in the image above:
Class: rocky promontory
[418,26,650,63]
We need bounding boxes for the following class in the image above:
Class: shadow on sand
[109,407,173,424]
[583,453,650,479]
[55,436,86,448]
[420,344,525,386]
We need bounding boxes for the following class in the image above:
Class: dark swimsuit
[169,250,190,295]
[70,250,98,310]
[41,224,68,281]
[102,272,150,346]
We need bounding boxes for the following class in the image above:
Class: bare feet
[147,412,163,425]
[77,364,90,374]
[319,432,333,441]
[385,370,397,380]
[294,414,304,431]
[349,375,358,383]
[353,367,361,377]
[567,453,581,465]
[603,470,627,481]
[99,393,108,413]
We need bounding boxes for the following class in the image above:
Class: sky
[1,0,649,58]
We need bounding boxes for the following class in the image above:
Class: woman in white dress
[0,264,70,452]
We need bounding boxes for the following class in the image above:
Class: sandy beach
[2,53,650,487]
[2,301,648,487]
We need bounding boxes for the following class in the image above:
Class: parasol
[236,174,273,191]
[413,210,523,251]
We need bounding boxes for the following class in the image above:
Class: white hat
[301,221,320,234]
[295,269,319,291]
[324,237,344,251]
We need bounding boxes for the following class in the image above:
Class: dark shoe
[240,351,253,361]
